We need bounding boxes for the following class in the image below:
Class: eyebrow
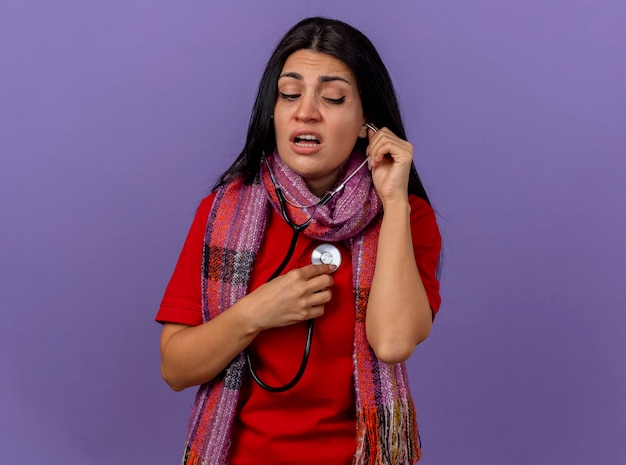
[278,72,352,85]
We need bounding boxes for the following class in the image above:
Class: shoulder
[195,192,218,222]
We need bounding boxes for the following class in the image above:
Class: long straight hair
[214,17,431,204]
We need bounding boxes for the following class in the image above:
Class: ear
[358,122,369,138]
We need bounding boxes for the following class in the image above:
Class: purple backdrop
[1,1,624,464]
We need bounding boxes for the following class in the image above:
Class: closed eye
[279,92,300,101]
[324,96,346,105]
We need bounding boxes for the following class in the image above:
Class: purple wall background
[1,1,624,464]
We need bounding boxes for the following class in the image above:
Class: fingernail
[329,264,337,271]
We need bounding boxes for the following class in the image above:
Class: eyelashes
[278,92,345,105]
[324,96,346,105]
[278,92,299,101]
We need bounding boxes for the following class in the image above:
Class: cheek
[334,120,363,147]
[272,112,289,137]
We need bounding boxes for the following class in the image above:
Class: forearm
[160,264,336,391]
[160,300,260,391]
[366,199,432,363]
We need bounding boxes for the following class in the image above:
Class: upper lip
[290,129,323,143]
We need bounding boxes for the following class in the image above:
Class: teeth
[295,134,320,144]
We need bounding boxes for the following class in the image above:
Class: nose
[294,93,321,122]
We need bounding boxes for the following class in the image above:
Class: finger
[287,273,333,303]
[369,139,412,169]
[305,304,326,320]
[368,128,411,152]
[292,304,324,323]
[295,263,337,280]
[367,128,395,161]
[306,288,333,307]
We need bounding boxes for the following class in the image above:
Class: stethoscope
[245,123,378,392]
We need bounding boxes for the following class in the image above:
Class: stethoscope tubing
[244,223,315,392]
[248,123,378,392]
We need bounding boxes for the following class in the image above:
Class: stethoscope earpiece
[364,122,379,133]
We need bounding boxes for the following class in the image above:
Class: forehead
[280,50,355,81]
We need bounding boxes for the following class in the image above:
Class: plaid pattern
[182,152,421,464]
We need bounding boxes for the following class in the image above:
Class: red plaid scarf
[183,151,421,464]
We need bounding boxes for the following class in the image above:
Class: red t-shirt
[157,193,441,465]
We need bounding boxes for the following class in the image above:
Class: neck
[305,178,336,197]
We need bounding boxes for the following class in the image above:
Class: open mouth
[294,134,321,146]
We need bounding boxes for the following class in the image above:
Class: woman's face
[273,49,368,196]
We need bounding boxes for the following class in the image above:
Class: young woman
[156,17,441,465]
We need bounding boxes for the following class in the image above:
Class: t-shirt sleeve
[409,195,442,318]
[155,194,215,326]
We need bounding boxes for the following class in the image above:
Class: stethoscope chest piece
[311,244,342,271]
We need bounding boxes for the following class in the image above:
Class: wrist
[233,296,264,338]
[380,195,410,214]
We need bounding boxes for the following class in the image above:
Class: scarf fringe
[355,398,422,465]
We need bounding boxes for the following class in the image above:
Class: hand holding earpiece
[366,127,413,207]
